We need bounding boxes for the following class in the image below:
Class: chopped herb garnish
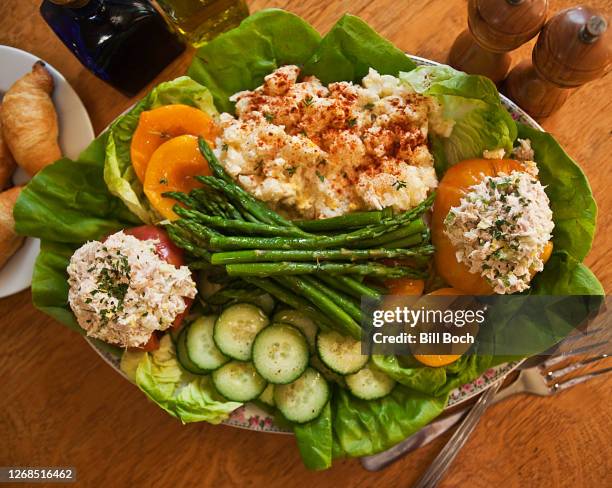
[347,118,357,127]
[303,96,314,107]
[159,178,168,185]
[393,179,407,190]
[316,170,325,183]
[221,143,229,151]
[364,102,375,110]
[286,166,297,176]
[264,113,274,123]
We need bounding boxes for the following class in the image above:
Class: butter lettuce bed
[14,9,602,470]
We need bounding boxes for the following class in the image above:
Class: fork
[411,352,611,488]
[361,337,611,472]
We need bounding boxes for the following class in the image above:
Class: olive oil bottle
[155,0,249,47]
[40,0,185,96]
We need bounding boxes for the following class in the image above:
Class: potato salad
[214,65,453,219]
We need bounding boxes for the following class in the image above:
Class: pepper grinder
[505,6,611,118]
[448,0,548,84]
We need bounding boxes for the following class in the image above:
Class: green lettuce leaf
[400,65,517,174]
[293,402,333,470]
[188,9,321,113]
[31,240,80,332]
[532,252,603,295]
[134,335,242,423]
[302,14,416,84]
[105,77,218,223]
[14,132,139,355]
[332,385,447,457]
[14,133,138,243]
[517,123,597,262]
[371,355,448,396]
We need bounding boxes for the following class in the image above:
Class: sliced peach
[131,104,218,182]
[143,135,212,221]
[432,159,552,295]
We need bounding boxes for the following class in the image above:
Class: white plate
[0,45,95,298]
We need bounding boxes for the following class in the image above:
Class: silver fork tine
[539,340,609,369]
[546,354,609,380]
[551,366,612,392]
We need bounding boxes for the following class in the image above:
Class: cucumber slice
[248,292,275,315]
[316,330,368,375]
[214,303,270,360]
[186,316,230,371]
[309,354,346,387]
[346,362,396,400]
[273,309,318,352]
[252,324,309,384]
[176,326,208,375]
[212,361,267,402]
[258,384,275,407]
[274,368,330,424]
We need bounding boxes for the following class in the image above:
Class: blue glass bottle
[40,0,185,96]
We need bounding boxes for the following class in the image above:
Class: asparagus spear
[242,277,334,330]
[226,262,425,278]
[166,225,212,261]
[356,218,425,248]
[197,138,296,228]
[274,275,361,339]
[301,275,362,322]
[294,209,389,232]
[210,245,434,264]
[316,274,381,301]
[174,206,309,237]
[382,230,430,249]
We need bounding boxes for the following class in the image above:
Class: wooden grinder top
[533,5,611,87]
[468,0,549,53]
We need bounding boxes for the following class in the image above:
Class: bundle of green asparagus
[165,138,435,338]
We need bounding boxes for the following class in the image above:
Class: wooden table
[1,0,611,486]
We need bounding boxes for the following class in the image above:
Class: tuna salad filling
[214,65,453,219]
[67,231,196,348]
[444,170,554,294]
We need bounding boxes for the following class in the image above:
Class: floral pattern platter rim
[85,54,541,434]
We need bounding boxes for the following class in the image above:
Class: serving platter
[83,54,541,433]
[0,45,94,298]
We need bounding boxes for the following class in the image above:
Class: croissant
[0,104,16,190]
[0,186,24,268]
[1,61,61,176]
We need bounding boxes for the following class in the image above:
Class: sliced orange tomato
[384,278,425,296]
[428,287,466,296]
[432,158,553,295]
[131,104,218,182]
[413,353,461,368]
[143,135,212,220]
[413,287,467,367]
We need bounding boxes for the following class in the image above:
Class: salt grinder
[448,0,548,84]
[505,6,611,118]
